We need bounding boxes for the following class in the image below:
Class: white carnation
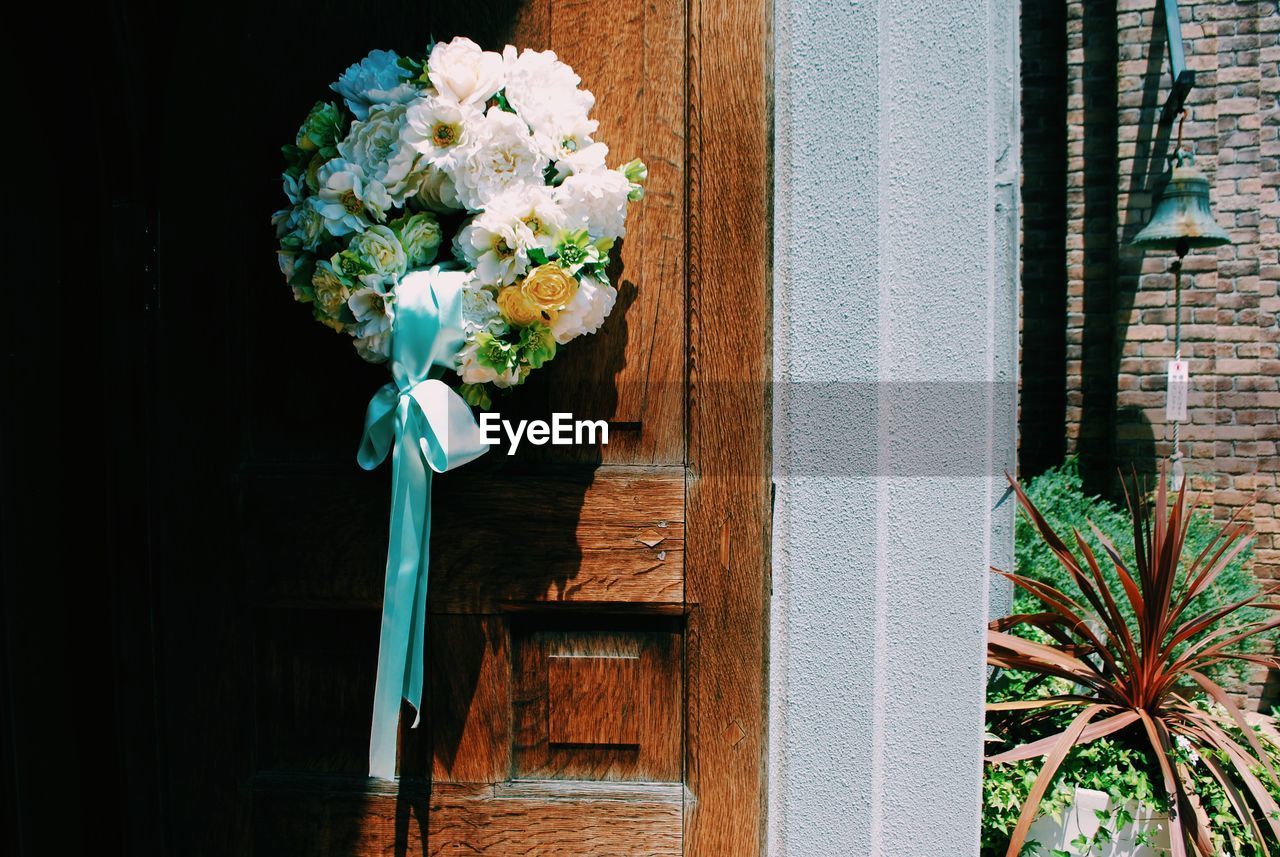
[337,104,409,183]
[460,285,504,336]
[501,46,595,133]
[427,37,505,106]
[449,110,547,210]
[555,169,631,240]
[552,140,608,183]
[550,273,616,344]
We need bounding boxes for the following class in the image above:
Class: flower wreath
[273,37,646,409]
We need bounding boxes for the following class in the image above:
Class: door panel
[512,617,683,782]
[213,0,768,853]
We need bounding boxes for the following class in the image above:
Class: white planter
[1026,787,1172,857]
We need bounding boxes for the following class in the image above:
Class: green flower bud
[458,382,492,410]
[622,158,648,200]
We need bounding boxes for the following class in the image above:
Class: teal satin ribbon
[357,267,488,779]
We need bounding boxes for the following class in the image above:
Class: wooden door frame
[684,0,772,854]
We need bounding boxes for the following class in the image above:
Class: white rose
[349,225,407,278]
[427,37,505,106]
[550,273,616,344]
[381,145,424,205]
[289,204,326,251]
[555,169,632,240]
[450,110,547,210]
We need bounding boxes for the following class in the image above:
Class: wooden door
[91,1,769,855]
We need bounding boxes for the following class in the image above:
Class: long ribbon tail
[368,397,432,780]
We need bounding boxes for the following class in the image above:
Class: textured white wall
[769,1,1019,855]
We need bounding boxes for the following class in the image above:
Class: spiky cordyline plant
[988,466,1280,857]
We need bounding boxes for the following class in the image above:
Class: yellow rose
[497,285,555,327]
[520,262,578,311]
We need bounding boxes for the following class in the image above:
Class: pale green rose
[348,225,407,278]
[391,212,442,268]
[290,204,327,251]
[312,261,354,317]
[297,101,344,151]
[337,103,408,182]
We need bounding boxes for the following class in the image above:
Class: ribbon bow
[357,267,488,779]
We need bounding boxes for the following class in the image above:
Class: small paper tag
[1166,360,1189,422]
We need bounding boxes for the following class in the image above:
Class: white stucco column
[769,1,1019,855]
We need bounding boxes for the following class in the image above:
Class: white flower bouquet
[274,38,646,409]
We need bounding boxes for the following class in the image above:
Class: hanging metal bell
[1131,150,1231,251]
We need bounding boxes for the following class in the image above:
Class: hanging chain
[1169,109,1189,485]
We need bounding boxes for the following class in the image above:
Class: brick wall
[1020,0,1279,709]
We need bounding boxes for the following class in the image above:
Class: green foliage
[984,703,1280,856]
[984,666,1169,856]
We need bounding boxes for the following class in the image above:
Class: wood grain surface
[254,775,684,857]
[513,622,683,783]
[246,466,684,610]
[683,0,773,855]
[429,781,683,857]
